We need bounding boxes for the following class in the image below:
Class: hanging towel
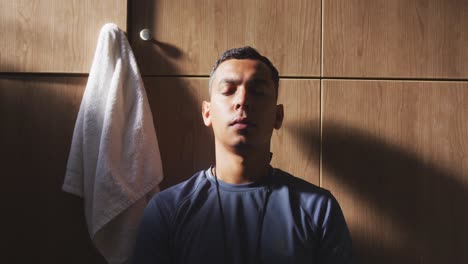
[63,23,163,264]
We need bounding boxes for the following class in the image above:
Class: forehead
[214,59,272,82]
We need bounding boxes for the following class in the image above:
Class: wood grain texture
[144,77,320,189]
[271,79,321,185]
[144,77,214,189]
[323,0,468,79]
[322,80,468,264]
[131,0,320,76]
[0,0,127,73]
[0,77,106,263]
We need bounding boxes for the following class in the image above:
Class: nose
[234,87,249,111]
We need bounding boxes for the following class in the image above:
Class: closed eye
[251,88,265,96]
[247,79,269,96]
[221,86,236,96]
[219,79,240,95]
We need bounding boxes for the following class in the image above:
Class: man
[132,46,353,264]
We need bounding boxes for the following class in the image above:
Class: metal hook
[139,29,152,41]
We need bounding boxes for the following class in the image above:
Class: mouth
[230,117,255,129]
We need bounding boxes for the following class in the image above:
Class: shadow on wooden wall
[292,121,468,264]
[1,76,107,263]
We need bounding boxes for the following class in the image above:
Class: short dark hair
[209,46,279,96]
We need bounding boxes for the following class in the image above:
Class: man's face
[202,59,283,152]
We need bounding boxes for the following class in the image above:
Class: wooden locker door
[144,77,320,189]
[1,76,106,263]
[322,80,468,264]
[0,0,127,73]
[131,0,321,77]
[143,77,214,189]
[323,0,468,79]
[271,79,321,185]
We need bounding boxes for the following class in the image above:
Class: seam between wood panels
[0,72,89,77]
[321,76,468,82]
[126,0,132,43]
[140,75,468,82]
[320,0,324,78]
[319,79,323,188]
[319,0,324,188]
[141,74,210,78]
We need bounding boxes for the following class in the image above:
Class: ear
[202,101,212,127]
[274,104,284,129]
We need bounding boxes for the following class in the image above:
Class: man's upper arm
[132,197,171,264]
[316,194,353,264]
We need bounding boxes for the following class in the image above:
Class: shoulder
[272,168,342,227]
[273,170,353,261]
[273,168,333,202]
[146,169,211,218]
[133,170,213,263]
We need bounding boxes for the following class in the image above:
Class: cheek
[210,104,229,127]
[212,99,231,115]
[256,104,278,123]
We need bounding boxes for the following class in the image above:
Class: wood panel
[144,77,320,189]
[0,77,106,263]
[132,0,320,76]
[323,0,468,79]
[144,77,213,189]
[322,80,468,264]
[271,79,321,185]
[0,0,127,73]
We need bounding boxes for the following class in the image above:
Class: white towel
[63,23,163,263]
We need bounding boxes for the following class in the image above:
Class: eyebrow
[246,78,269,86]
[218,77,269,86]
[218,78,241,85]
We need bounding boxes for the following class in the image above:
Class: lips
[230,117,255,129]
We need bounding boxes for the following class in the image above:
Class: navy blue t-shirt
[132,167,353,264]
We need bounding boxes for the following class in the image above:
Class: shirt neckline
[204,165,276,192]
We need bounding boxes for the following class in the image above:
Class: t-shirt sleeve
[316,193,353,264]
[131,197,171,264]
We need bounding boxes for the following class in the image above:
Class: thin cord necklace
[212,166,272,264]
[213,167,230,264]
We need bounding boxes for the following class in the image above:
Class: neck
[214,141,271,184]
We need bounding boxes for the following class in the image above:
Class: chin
[231,139,253,151]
